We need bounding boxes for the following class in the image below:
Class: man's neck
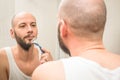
[12,44,35,62]
[69,40,105,56]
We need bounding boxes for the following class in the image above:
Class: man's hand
[40,48,53,64]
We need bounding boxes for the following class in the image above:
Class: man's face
[58,21,70,56]
[14,31,32,51]
[12,13,38,51]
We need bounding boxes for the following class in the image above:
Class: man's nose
[27,26,33,33]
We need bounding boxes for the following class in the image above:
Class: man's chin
[25,40,33,44]
[21,44,32,51]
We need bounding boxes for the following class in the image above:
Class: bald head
[58,0,106,40]
[11,12,36,27]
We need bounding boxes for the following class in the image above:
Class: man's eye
[19,23,26,28]
[31,24,36,27]
[19,25,25,28]
[31,22,37,27]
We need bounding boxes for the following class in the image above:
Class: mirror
[0,0,120,60]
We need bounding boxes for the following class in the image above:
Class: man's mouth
[25,36,35,44]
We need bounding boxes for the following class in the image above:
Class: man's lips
[24,35,35,43]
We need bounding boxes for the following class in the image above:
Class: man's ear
[10,28,15,39]
[59,20,68,37]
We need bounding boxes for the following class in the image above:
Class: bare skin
[0,12,53,80]
[32,40,120,80]
[32,0,120,80]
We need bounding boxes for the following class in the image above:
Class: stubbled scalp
[11,12,36,27]
[58,0,106,40]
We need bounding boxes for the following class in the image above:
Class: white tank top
[61,57,120,80]
[5,47,31,80]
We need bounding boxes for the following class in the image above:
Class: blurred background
[0,0,120,60]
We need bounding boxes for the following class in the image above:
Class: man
[0,12,53,80]
[32,0,120,80]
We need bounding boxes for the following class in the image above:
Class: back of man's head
[58,0,106,40]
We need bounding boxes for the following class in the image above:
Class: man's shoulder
[0,47,10,60]
[0,47,11,55]
[0,47,9,80]
[32,60,65,80]
[0,48,7,56]
[34,60,64,73]
[0,47,9,70]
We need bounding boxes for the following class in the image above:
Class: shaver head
[33,42,45,53]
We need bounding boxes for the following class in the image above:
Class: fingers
[41,48,50,53]
[39,48,53,64]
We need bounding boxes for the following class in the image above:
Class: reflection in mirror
[0,0,69,60]
[0,0,120,61]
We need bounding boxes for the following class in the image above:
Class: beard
[58,25,71,56]
[14,32,32,51]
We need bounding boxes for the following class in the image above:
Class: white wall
[0,0,15,47]
[0,0,120,60]
[103,0,120,54]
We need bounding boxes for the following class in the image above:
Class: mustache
[24,34,35,39]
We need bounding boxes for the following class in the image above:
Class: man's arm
[0,49,8,80]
